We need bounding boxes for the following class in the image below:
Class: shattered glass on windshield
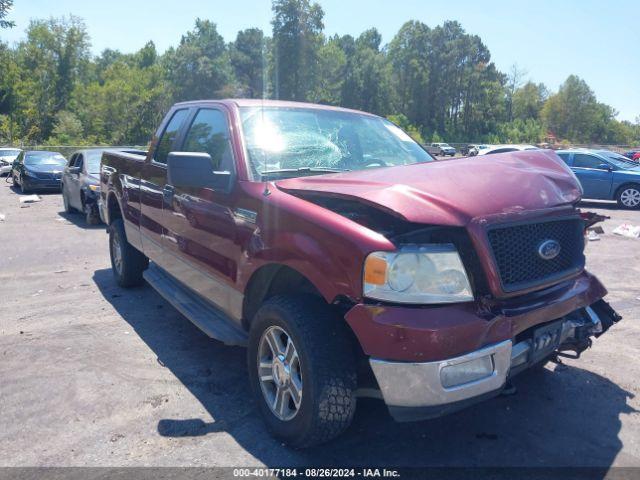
[240,107,433,179]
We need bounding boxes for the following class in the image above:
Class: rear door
[570,153,614,199]
[139,107,191,262]
[160,106,243,320]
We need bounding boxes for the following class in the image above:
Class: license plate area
[531,320,563,363]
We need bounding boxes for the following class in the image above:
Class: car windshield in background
[239,107,433,179]
[0,149,21,157]
[85,150,104,174]
[24,152,66,166]
[602,151,640,170]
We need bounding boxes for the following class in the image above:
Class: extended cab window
[182,109,233,171]
[154,109,189,164]
[573,154,605,169]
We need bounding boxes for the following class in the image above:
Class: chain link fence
[8,145,147,158]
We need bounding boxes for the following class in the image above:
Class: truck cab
[100,99,620,447]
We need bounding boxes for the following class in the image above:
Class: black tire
[84,203,100,225]
[248,295,357,448]
[616,184,640,209]
[62,186,75,213]
[19,178,29,194]
[109,218,148,287]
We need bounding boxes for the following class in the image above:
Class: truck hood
[275,150,582,226]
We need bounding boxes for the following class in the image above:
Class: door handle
[162,184,175,206]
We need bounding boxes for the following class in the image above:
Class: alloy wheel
[620,188,640,208]
[257,325,303,421]
[111,233,123,276]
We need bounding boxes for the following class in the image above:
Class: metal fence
[8,145,147,158]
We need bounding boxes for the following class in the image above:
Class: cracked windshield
[240,107,434,179]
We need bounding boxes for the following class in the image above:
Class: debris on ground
[587,230,600,241]
[0,213,5,221]
[19,194,41,206]
[612,224,640,239]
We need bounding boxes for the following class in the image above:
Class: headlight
[363,244,473,304]
[88,184,100,192]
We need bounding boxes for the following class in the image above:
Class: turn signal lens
[364,254,387,286]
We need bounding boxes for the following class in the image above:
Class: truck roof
[173,98,377,117]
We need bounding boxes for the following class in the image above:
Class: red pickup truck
[99,99,621,447]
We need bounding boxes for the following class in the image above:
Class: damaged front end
[510,299,622,377]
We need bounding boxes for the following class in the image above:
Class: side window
[573,154,606,169]
[557,153,571,165]
[182,109,233,171]
[154,109,189,164]
[68,154,77,167]
[75,154,84,171]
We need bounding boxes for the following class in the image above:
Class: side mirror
[167,152,232,192]
[598,163,612,171]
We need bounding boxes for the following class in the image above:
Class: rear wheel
[109,218,148,287]
[248,295,357,448]
[617,185,640,209]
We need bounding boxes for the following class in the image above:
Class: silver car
[0,148,22,175]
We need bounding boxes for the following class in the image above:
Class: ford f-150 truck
[100,99,621,448]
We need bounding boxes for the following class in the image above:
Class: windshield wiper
[260,167,350,179]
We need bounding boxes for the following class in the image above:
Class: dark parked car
[0,148,22,176]
[557,149,640,209]
[62,149,109,224]
[11,150,66,193]
[100,99,619,447]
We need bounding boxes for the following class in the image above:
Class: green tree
[512,81,548,121]
[0,0,14,29]
[46,110,84,145]
[14,16,90,141]
[164,19,233,102]
[230,28,266,98]
[271,0,324,101]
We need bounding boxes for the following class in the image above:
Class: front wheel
[84,202,100,225]
[248,295,357,448]
[617,185,640,209]
[62,186,75,213]
[109,218,148,287]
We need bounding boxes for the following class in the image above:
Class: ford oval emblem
[538,239,561,260]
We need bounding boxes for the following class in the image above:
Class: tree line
[0,0,638,147]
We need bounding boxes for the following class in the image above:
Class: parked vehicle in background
[477,144,538,156]
[0,148,22,176]
[462,144,487,156]
[100,99,620,447]
[633,152,640,162]
[556,149,640,209]
[62,149,110,224]
[11,151,66,193]
[623,149,640,160]
[426,142,456,156]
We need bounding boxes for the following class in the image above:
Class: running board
[143,263,248,346]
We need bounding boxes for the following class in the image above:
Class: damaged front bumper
[369,299,621,422]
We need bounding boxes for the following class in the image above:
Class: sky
[1,0,638,122]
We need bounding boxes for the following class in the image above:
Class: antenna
[261,39,270,197]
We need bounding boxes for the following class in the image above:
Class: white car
[476,144,539,156]
[0,148,22,175]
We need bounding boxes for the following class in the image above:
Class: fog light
[440,355,494,388]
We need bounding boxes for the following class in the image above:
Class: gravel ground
[0,179,639,469]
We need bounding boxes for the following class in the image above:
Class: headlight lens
[88,184,100,192]
[363,244,473,304]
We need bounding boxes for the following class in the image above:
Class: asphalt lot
[1,179,639,469]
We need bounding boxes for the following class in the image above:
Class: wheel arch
[242,263,325,328]
[106,191,122,225]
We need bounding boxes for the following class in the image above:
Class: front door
[571,153,614,199]
[161,107,243,320]
[139,108,191,262]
